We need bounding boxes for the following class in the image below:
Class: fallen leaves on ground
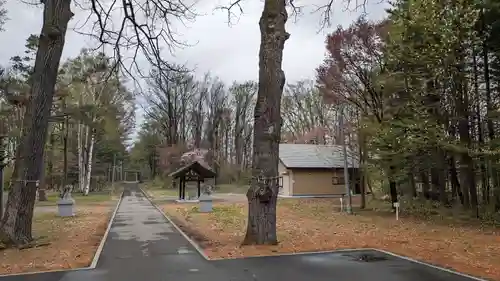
[0,204,115,275]
[162,198,500,281]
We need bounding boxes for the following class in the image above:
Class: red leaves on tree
[157,144,215,176]
[316,16,387,119]
[156,144,187,175]
[180,148,213,170]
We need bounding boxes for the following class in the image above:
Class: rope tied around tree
[247,173,280,203]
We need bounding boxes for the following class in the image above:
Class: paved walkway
[0,184,227,281]
[0,184,484,281]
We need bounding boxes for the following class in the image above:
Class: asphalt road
[0,184,486,281]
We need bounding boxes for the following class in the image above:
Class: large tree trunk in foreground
[243,0,289,245]
[0,0,73,246]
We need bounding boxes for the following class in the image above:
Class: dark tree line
[317,0,500,218]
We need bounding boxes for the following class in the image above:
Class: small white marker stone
[393,202,400,221]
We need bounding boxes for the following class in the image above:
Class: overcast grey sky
[0,0,388,84]
[0,0,388,139]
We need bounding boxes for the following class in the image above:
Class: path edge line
[209,248,369,260]
[138,187,210,260]
[89,190,124,268]
[0,191,124,278]
[372,248,488,281]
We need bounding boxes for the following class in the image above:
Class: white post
[340,197,344,212]
[339,105,352,214]
[393,202,400,220]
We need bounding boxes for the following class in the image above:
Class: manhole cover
[350,254,388,262]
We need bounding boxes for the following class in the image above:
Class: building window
[332,171,345,185]
[278,176,283,189]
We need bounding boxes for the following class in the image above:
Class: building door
[279,175,291,196]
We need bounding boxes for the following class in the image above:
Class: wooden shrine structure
[168,161,216,200]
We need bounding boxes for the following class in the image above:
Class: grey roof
[279,144,359,169]
[168,161,216,179]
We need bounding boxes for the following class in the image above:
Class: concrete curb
[209,247,369,260]
[89,190,124,267]
[373,248,488,281]
[138,187,210,260]
[0,192,124,278]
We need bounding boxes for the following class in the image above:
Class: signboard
[185,169,199,181]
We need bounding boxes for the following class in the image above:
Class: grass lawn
[0,202,117,275]
[35,189,122,207]
[162,198,500,281]
[213,184,247,194]
[142,185,178,198]
[142,182,248,200]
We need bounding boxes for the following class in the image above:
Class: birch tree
[59,50,131,195]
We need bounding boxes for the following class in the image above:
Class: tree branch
[74,0,197,82]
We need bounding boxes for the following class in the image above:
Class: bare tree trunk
[480,9,500,210]
[82,124,90,191]
[473,49,488,205]
[77,121,84,191]
[83,131,94,195]
[243,0,289,245]
[0,0,73,246]
[456,56,476,212]
[37,129,52,202]
[224,122,229,164]
[420,170,430,199]
[234,102,243,167]
[357,111,366,208]
[47,131,55,190]
[408,170,417,198]
[62,103,69,189]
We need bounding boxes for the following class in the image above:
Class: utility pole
[121,160,124,181]
[339,105,353,214]
[111,153,116,189]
